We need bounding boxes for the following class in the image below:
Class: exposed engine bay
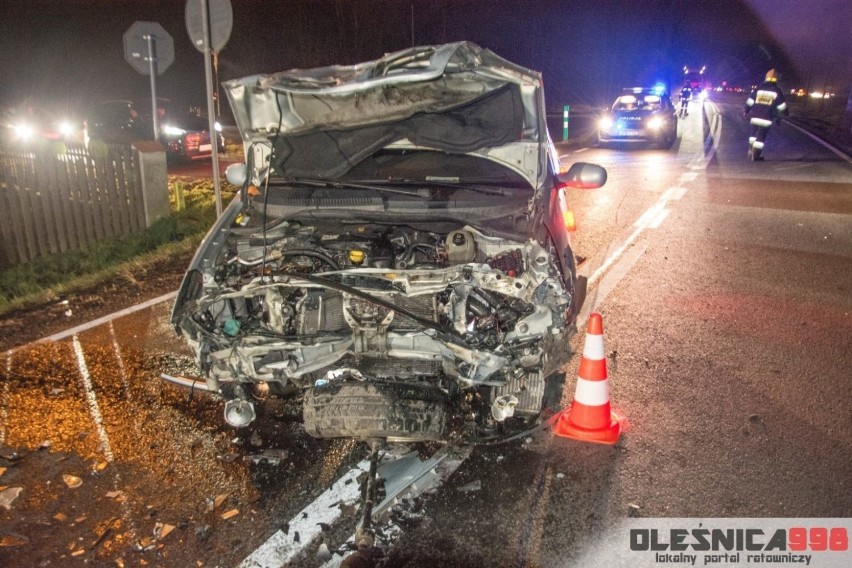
[170,41,608,445]
[173,217,574,443]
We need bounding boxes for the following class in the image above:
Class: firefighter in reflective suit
[744,69,789,160]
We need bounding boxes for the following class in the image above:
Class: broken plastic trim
[159,373,212,391]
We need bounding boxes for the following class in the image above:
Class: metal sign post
[146,34,160,140]
[186,0,233,218]
[201,0,221,217]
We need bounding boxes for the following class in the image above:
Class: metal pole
[213,51,221,118]
[201,0,223,217]
[146,34,159,140]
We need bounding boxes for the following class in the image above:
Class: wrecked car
[170,42,606,444]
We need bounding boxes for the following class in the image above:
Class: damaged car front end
[171,42,606,444]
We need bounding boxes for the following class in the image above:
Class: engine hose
[279,248,341,271]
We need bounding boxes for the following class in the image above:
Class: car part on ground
[171,41,607,446]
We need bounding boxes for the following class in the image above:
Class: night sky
[0,0,849,116]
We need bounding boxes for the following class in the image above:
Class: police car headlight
[599,117,614,130]
[13,122,35,140]
[58,121,75,137]
[648,117,663,130]
[162,125,186,137]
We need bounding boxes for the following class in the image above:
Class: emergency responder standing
[744,68,789,160]
[680,83,691,117]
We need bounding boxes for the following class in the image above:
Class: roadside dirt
[0,252,192,354]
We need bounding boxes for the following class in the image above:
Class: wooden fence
[0,143,145,267]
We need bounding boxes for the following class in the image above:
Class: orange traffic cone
[553,312,623,445]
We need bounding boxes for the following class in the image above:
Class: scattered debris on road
[0,486,23,509]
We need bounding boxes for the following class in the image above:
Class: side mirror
[558,162,607,189]
[225,162,248,186]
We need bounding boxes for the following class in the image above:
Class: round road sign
[123,21,175,76]
[186,0,233,53]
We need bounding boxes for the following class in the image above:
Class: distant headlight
[599,117,614,130]
[13,123,34,140]
[58,121,75,137]
[648,117,663,130]
[699,90,708,101]
[162,125,187,137]
[214,121,222,132]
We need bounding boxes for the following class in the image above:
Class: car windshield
[613,94,662,111]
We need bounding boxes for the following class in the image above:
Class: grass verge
[0,176,236,316]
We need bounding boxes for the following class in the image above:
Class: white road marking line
[580,243,648,323]
[660,186,687,201]
[632,201,665,228]
[587,109,707,287]
[689,101,722,170]
[587,220,647,288]
[3,290,178,357]
[784,120,852,164]
[648,208,670,229]
[587,173,694,288]
[239,460,371,568]
[71,335,115,463]
[0,353,10,445]
[580,125,705,314]
[670,186,688,200]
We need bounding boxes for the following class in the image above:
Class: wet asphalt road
[2,93,851,567]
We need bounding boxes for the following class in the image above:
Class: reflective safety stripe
[748,136,757,143]
[574,377,610,406]
[755,90,777,105]
[753,141,765,149]
[750,117,773,127]
[777,102,787,111]
[583,334,605,360]
[745,98,755,106]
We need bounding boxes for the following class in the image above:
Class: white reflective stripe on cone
[574,377,610,406]
[583,335,606,360]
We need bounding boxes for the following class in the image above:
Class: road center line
[690,100,722,170]
[585,175,693,289]
[580,242,648,323]
[71,335,115,463]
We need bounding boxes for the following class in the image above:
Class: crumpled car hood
[223,41,548,188]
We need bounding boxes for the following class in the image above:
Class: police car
[598,88,677,148]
